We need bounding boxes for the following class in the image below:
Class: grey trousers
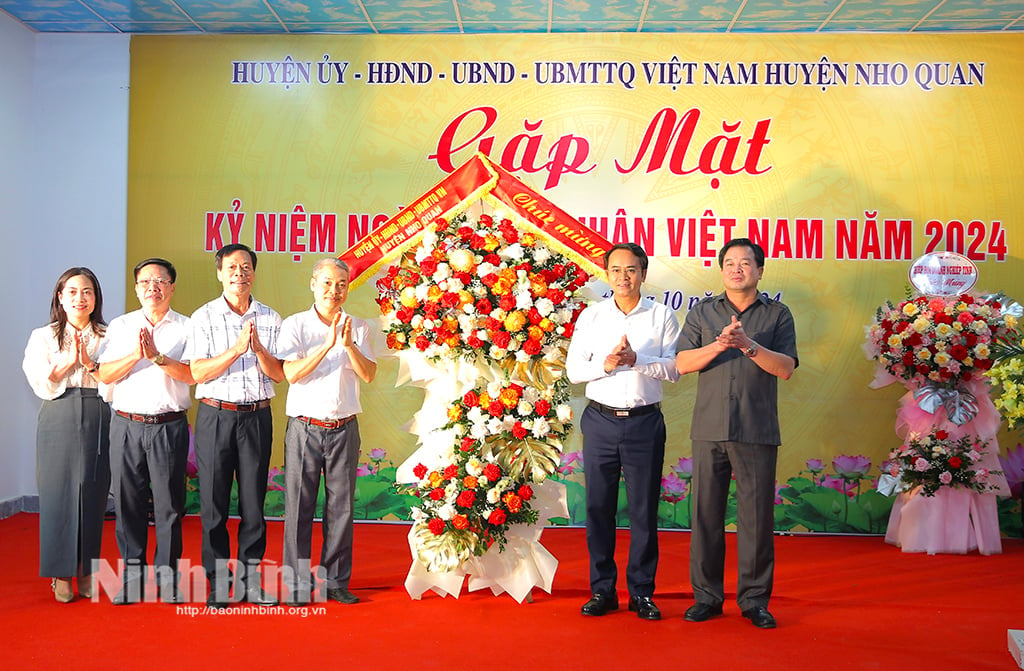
[690,440,778,611]
[282,416,360,597]
[36,387,110,577]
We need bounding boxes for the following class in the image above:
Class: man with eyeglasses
[95,258,194,604]
[186,243,284,608]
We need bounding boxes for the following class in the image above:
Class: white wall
[0,11,129,511]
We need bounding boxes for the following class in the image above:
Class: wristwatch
[152,353,166,366]
[743,341,759,358]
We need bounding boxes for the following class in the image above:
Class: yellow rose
[447,405,463,422]
[399,286,419,308]
[912,317,930,334]
[916,349,931,361]
[933,351,951,366]
[1005,314,1018,329]
[902,302,919,317]
[447,248,477,273]
[504,311,528,332]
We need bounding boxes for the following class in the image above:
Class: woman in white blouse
[22,267,111,603]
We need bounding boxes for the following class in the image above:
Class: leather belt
[200,398,272,412]
[588,401,661,418]
[296,415,355,430]
[115,410,187,425]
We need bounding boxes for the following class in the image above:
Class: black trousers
[109,413,188,590]
[690,440,778,611]
[581,404,665,597]
[194,402,273,589]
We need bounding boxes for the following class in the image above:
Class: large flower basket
[340,154,612,600]
[865,291,1011,554]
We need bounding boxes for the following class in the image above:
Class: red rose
[443,464,459,479]
[475,298,493,314]
[460,437,477,452]
[534,399,551,416]
[467,334,484,349]
[481,273,499,288]
[420,258,438,275]
[935,429,949,440]
[528,307,542,324]
[428,518,445,535]
[492,331,512,349]
[523,339,542,356]
[452,514,469,530]
[429,488,445,501]
[484,253,501,266]
[948,456,963,468]
[512,422,528,439]
[562,323,575,339]
[499,294,516,312]
[546,289,565,304]
[483,463,501,481]
[413,463,428,479]
[457,226,474,241]
[518,484,534,501]
[463,390,480,407]
[487,400,505,417]
[415,335,431,351]
[470,234,488,250]
[479,214,493,225]
[950,345,969,360]
[396,307,415,324]
[901,352,915,366]
[456,490,476,508]
[441,292,461,309]
[487,509,507,526]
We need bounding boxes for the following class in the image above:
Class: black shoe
[245,586,279,606]
[111,589,140,606]
[684,602,723,622]
[326,587,360,604]
[580,593,618,616]
[205,592,229,609]
[742,606,777,629]
[628,595,661,620]
[159,586,185,604]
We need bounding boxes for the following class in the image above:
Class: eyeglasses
[137,279,171,287]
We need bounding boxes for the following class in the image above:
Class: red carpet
[2,513,1021,670]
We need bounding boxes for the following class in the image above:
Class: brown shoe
[52,578,74,603]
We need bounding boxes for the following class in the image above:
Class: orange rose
[530,276,548,297]
[427,285,443,302]
[447,405,463,422]
[483,234,501,251]
[504,311,527,333]
[527,325,544,342]
[452,514,470,530]
[428,471,443,487]
[462,475,478,489]
[478,392,492,407]
[539,317,554,332]
[499,386,521,408]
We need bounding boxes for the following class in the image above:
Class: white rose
[556,404,572,422]
[438,504,456,520]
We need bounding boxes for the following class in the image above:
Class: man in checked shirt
[186,243,284,608]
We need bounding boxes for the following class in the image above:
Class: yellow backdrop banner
[127,33,1024,530]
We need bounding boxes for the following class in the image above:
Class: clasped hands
[603,334,637,372]
[716,315,754,351]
